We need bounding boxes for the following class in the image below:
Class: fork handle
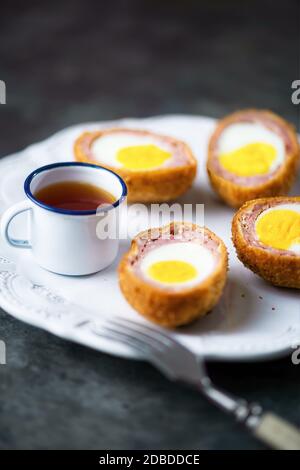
[250,412,300,450]
[198,381,300,449]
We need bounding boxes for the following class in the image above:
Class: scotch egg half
[232,197,300,288]
[118,222,228,327]
[207,110,299,208]
[74,129,197,202]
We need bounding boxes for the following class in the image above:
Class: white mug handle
[1,200,32,248]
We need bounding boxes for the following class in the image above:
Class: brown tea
[34,181,116,211]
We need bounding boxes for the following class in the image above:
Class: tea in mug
[34,181,116,211]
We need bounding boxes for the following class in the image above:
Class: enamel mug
[0,162,127,275]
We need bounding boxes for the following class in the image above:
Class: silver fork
[93,316,300,450]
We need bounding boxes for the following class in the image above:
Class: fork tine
[107,320,166,352]
[92,324,150,355]
[113,316,180,348]
[102,323,177,379]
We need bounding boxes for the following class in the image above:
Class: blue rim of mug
[24,162,128,216]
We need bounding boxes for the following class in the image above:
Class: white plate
[0,115,299,362]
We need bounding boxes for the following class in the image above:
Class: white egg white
[91,132,172,169]
[217,122,285,174]
[140,242,217,288]
[255,203,300,254]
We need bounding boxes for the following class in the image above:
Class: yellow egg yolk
[147,260,198,284]
[116,144,171,171]
[256,209,300,251]
[219,142,277,177]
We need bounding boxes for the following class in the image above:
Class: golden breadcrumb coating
[118,222,228,327]
[232,197,300,288]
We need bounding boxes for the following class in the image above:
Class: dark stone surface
[0,0,299,450]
